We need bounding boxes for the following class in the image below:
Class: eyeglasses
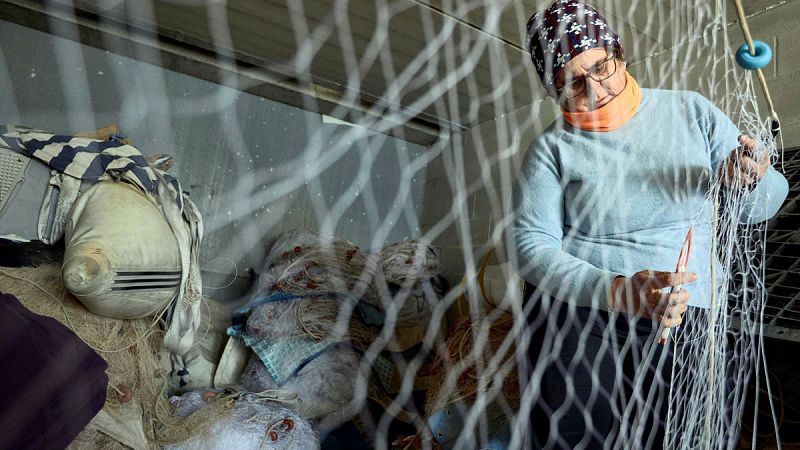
[556,53,618,99]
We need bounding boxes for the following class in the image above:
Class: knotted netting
[0,0,790,449]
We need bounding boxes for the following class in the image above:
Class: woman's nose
[585,77,606,98]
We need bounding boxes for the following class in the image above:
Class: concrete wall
[745,0,800,147]
[420,100,559,283]
[0,20,428,292]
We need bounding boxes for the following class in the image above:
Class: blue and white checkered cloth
[0,124,183,207]
[228,292,395,390]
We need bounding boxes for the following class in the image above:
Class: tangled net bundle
[0,265,240,448]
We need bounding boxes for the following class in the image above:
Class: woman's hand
[608,270,697,327]
[722,135,770,188]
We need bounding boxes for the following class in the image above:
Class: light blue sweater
[512,88,789,309]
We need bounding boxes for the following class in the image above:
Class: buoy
[735,40,772,70]
[770,116,781,138]
[116,386,134,404]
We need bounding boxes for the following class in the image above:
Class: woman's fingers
[739,155,769,184]
[669,290,690,305]
[668,302,689,316]
[615,271,695,320]
[647,271,697,289]
[723,136,769,187]
[733,157,757,185]
[656,301,689,328]
[739,155,761,172]
[650,291,687,313]
[659,313,684,328]
[739,134,757,149]
[656,303,688,322]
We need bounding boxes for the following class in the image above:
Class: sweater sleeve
[702,94,789,223]
[512,139,622,309]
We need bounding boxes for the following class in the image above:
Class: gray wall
[746,0,800,147]
[0,20,428,288]
[419,102,558,283]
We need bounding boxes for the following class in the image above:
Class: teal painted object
[428,405,463,448]
[428,404,510,450]
[736,40,772,70]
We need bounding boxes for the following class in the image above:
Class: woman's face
[555,48,627,113]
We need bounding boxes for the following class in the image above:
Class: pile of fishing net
[236,293,373,428]
[164,390,318,450]
[254,230,444,353]
[259,229,383,305]
[231,230,445,431]
[380,240,441,287]
[0,264,255,449]
[379,240,444,352]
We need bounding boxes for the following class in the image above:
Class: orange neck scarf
[561,72,642,132]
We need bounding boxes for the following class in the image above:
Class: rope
[732,0,777,116]
[0,267,165,354]
[201,257,240,290]
[704,184,721,448]
[732,0,757,56]
[662,185,720,450]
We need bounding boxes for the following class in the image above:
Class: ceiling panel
[423,0,673,56]
[18,0,776,140]
[67,0,543,129]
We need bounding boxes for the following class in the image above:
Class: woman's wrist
[608,275,625,310]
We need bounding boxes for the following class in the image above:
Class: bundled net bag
[0,263,270,449]
[240,344,368,429]
[256,229,335,295]
[163,390,319,450]
[379,241,441,288]
[228,231,377,428]
[233,232,448,431]
[236,294,373,425]
[378,241,445,352]
[258,230,379,297]
[273,247,382,307]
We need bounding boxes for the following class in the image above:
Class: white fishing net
[0,0,791,449]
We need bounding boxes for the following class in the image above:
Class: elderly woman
[513,1,789,448]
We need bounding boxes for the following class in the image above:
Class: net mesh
[0,0,790,449]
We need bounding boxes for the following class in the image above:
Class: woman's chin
[592,96,613,110]
[563,98,611,112]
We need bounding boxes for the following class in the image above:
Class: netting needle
[659,225,693,345]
